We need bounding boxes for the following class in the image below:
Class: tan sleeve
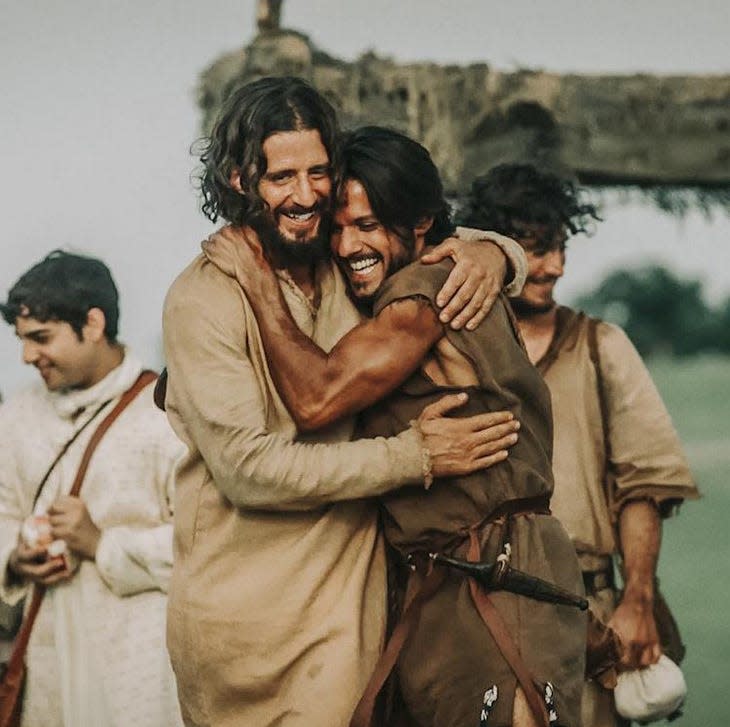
[455,226,527,296]
[162,264,423,511]
[599,322,700,518]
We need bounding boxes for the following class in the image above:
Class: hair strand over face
[338,126,455,251]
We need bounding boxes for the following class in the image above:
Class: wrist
[622,579,655,606]
[486,239,510,284]
[409,419,434,490]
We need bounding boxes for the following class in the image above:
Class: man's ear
[84,308,107,343]
[229,168,244,194]
[414,217,434,238]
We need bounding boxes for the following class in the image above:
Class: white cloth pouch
[614,654,687,723]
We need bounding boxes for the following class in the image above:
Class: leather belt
[582,568,614,594]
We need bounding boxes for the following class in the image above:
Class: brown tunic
[358,260,586,727]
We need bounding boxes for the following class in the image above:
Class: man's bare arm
[609,499,662,669]
[242,281,443,430]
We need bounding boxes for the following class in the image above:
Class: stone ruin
[197,2,730,208]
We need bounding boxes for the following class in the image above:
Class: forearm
[209,426,424,510]
[245,292,440,431]
[618,499,661,602]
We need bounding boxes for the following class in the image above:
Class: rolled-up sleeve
[600,322,700,517]
[455,226,527,297]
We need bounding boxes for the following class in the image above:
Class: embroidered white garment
[0,351,184,727]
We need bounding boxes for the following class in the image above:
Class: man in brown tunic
[460,164,700,727]
[204,127,587,727]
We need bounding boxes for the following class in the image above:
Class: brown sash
[349,565,445,727]
[0,370,157,727]
[466,528,550,727]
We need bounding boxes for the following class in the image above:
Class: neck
[285,262,318,301]
[85,342,125,388]
[513,305,558,365]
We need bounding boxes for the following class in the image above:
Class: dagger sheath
[429,552,588,611]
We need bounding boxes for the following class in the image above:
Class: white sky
[1,1,729,394]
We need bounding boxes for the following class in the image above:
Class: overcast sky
[1,1,728,394]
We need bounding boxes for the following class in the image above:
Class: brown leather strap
[466,530,550,727]
[68,370,157,497]
[1,370,157,701]
[350,565,445,727]
[484,494,551,525]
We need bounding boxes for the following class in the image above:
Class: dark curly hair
[339,126,454,250]
[1,250,119,342]
[196,76,340,227]
[459,163,600,251]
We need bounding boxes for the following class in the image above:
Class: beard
[509,294,557,318]
[338,250,412,313]
[251,203,331,269]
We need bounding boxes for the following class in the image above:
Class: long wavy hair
[338,126,455,250]
[196,76,341,226]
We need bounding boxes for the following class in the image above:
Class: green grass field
[645,356,730,726]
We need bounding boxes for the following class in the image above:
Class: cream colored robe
[162,230,526,727]
[536,308,699,727]
[0,352,184,727]
[163,257,426,727]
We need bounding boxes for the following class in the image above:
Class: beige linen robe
[536,307,699,727]
[0,352,184,727]
[162,256,428,727]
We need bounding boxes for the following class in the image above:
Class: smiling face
[254,129,332,265]
[512,223,567,314]
[15,315,100,391]
[331,179,416,301]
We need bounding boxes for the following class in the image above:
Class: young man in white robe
[0,251,184,727]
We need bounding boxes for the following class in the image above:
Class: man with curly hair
[460,164,699,727]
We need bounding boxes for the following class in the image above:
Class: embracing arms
[201,228,519,451]
[161,260,517,510]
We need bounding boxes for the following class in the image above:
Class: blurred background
[1,2,728,723]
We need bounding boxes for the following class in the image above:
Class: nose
[543,249,564,277]
[22,341,39,365]
[336,226,363,258]
[292,174,316,208]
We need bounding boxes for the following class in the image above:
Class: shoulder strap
[586,317,613,488]
[1,369,157,696]
[466,530,550,727]
[31,399,112,510]
[68,369,157,497]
